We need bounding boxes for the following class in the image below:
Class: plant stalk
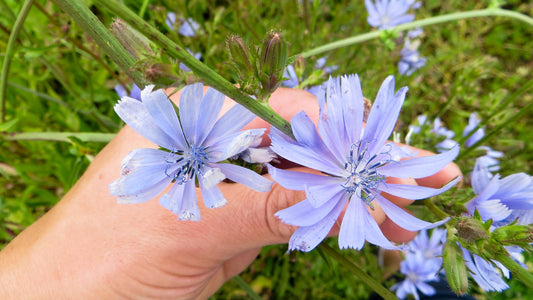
[3,132,116,143]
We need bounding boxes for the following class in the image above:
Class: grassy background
[1,0,532,298]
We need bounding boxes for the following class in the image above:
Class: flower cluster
[109,84,272,221]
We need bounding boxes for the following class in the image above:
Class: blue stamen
[165,145,208,183]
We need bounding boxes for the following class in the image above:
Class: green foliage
[1,0,532,298]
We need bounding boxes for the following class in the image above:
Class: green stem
[299,8,533,58]
[494,252,533,289]
[0,0,34,123]
[318,244,398,300]
[52,0,147,87]
[424,198,449,219]
[92,0,294,138]
[3,132,116,143]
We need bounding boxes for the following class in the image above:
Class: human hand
[0,87,461,299]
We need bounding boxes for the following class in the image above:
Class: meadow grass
[1,0,532,298]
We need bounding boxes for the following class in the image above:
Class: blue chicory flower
[391,252,440,300]
[268,75,460,251]
[109,84,272,221]
[407,228,446,268]
[406,115,458,153]
[463,112,485,147]
[114,83,142,101]
[165,12,177,29]
[365,0,419,30]
[398,39,427,76]
[461,246,510,292]
[166,14,200,37]
[476,146,503,173]
[466,159,533,226]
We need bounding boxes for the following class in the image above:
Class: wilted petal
[209,129,265,161]
[379,146,459,178]
[217,163,272,192]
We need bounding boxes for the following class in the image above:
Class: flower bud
[442,237,469,295]
[456,216,489,245]
[111,18,154,59]
[226,35,254,77]
[259,31,287,92]
[492,224,533,248]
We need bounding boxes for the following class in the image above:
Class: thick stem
[91,0,294,138]
[1,0,34,123]
[299,8,533,58]
[494,252,533,289]
[318,244,398,300]
[52,0,147,87]
[3,132,116,143]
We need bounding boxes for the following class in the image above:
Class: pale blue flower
[110,84,272,221]
[398,39,426,76]
[179,18,200,37]
[391,252,440,300]
[165,12,176,29]
[476,146,503,173]
[461,246,510,292]
[114,83,141,101]
[365,0,419,29]
[268,75,460,251]
[463,112,485,147]
[406,115,458,153]
[466,159,533,226]
[408,229,446,268]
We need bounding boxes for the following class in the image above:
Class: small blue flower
[391,252,440,300]
[406,115,458,153]
[476,146,503,173]
[110,84,272,221]
[461,246,510,292]
[114,83,142,101]
[165,12,177,29]
[178,17,200,37]
[408,229,446,268]
[466,159,533,226]
[365,0,419,30]
[463,112,485,147]
[398,39,426,76]
[268,75,460,251]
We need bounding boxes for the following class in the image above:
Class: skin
[0,87,461,299]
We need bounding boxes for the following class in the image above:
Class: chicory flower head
[268,75,460,251]
[365,0,420,30]
[408,228,446,267]
[110,84,272,221]
[398,39,427,76]
[391,252,440,300]
[466,159,533,226]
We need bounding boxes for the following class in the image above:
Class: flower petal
[380,176,460,200]
[375,195,448,231]
[178,180,201,221]
[275,192,345,227]
[338,197,400,250]
[305,182,345,207]
[195,87,225,145]
[341,74,365,144]
[217,163,272,192]
[287,196,347,252]
[378,146,459,179]
[203,103,256,146]
[199,180,227,209]
[179,83,203,144]
[141,85,187,149]
[114,96,176,150]
[159,182,185,214]
[267,164,340,191]
[209,128,265,161]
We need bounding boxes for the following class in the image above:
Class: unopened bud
[227,35,254,77]
[259,31,287,92]
[143,62,177,86]
[111,18,154,59]
[442,237,469,295]
[456,217,489,245]
[492,224,533,246]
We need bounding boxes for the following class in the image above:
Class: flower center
[341,142,389,208]
[165,145,208,184]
